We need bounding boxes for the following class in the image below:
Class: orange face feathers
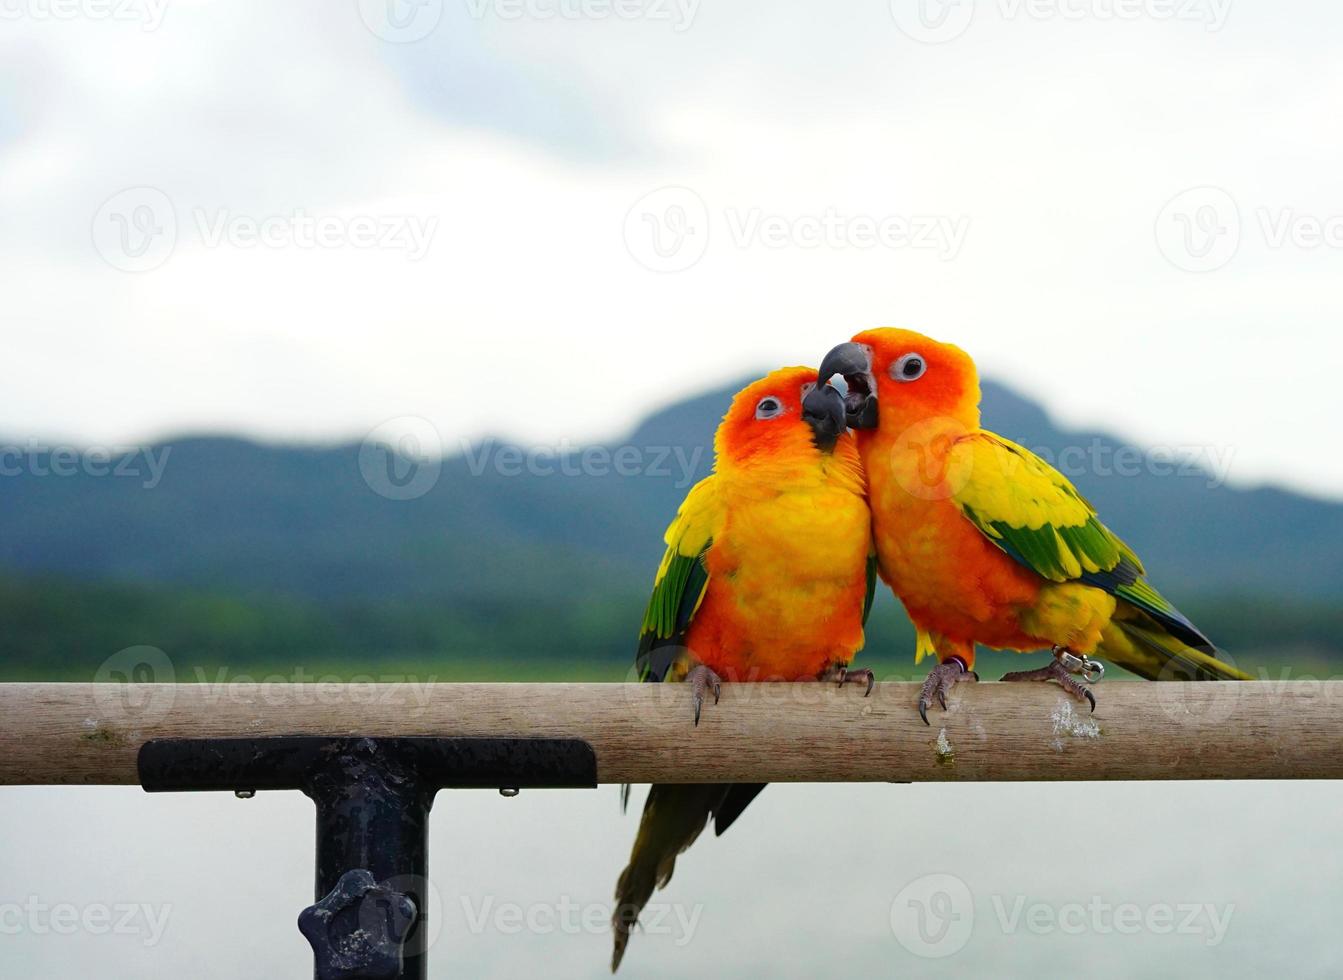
[851,327,982,430]
[714,366,850,470]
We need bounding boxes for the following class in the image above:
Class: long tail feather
[612,784,722,972]
[611,782,765,971]
[1102,606,1252,681]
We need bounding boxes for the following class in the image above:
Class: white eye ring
[891,353,926,382]
[755,396,784,420]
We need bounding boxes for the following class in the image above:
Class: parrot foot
[999,649,1099,712]
[917,658,978,725]
[823,665,875,696]
[687,664,722,727]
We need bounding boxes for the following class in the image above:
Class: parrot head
[817,328,981,433]
[714,366,851,469]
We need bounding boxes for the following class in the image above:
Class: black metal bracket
[138,737,597,979]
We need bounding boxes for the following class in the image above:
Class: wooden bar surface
[0,681,1338,786]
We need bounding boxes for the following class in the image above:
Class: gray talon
[917,660,974,725]
[833,666,876,697]
[1000,651,1101,710]
[687,664,724,727]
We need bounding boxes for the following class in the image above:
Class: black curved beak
[818,342,878,429]
[802,382,847,453]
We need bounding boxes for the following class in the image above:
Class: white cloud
[1,0,1341,499]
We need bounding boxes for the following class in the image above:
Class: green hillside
[1,377,1341,681]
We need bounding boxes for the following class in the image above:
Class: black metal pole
[138,735,597,980]
[305,740,433,980]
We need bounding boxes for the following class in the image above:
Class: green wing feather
[951,431,1218,655]
[634,476,723,683]
[954,433,1139,580]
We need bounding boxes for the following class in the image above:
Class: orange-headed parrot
[611,367,876,971]
[817,328,1249,723]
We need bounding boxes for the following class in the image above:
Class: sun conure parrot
[611,366,876,971]
[817,328,1250,723]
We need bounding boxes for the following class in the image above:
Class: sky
[2,0,1342,499]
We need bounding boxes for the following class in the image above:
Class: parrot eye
[754,397,784,420]
[891,353,926,382]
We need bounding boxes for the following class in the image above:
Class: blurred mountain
[1,378,1341,606]
[4,376,1342,677]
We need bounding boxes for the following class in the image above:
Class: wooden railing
[2,680,1339,785]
